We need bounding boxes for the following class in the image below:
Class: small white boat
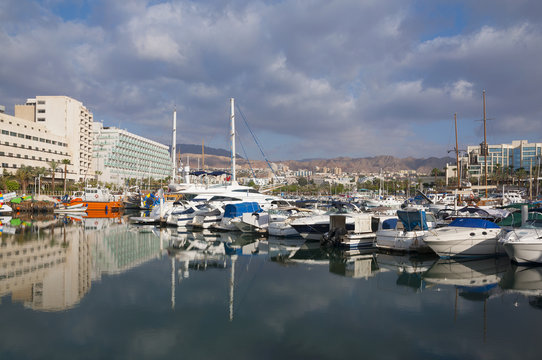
[54,203,88,213]
[499,220,542,264]
[423,218,504,258]
[375,209,437,253]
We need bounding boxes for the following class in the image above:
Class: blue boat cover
[382,218,398,230]
[449,218,500,229]
[223,202,261,218]
[397,210,428,231]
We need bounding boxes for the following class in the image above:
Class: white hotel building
[92,122,172,186]
[11,96,94,181]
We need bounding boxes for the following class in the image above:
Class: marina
[1,213,542,359]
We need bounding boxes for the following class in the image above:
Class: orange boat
[69,187,123,212]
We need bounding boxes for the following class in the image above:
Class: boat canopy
[397,210,428,231]
[223,202,261,218]
[448,218,500,229]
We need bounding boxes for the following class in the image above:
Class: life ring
[95,194,99,199]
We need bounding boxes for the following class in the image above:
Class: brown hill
[180,151,454,174]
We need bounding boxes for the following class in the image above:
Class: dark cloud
[0,0,541,160]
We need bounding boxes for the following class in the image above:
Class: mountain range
[175,143,454,174]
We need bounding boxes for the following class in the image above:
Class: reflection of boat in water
[376,252,437,291]
[327,248,378,279]
[500,264,542,309]
[423,257,509,289]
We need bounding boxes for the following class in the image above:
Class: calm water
[1,214,541,359]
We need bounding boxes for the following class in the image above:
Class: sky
[1,0,541,161]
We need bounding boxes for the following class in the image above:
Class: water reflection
[0,213,163,312]
[501,264,542,310]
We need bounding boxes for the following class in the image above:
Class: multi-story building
[0,109,73,180]
[91,123,172,186]
[466,140,542,177]
[15,96,94,181]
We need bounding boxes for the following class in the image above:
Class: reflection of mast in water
[171,257,175,310]
[229,255,237,322]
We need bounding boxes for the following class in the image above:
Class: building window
[39,138,45,142]
[9,132,16,136]
[18,133,24,138]
[37,109,45,113]
[37,118,45,122]
[38,100,45,105]
[25,135,31,139]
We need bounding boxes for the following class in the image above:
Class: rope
[236,104,278,180]
[236,132,257,181]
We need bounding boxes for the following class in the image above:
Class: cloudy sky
[1,0,541,161]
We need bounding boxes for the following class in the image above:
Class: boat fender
[105,205,108,213]
[95,194,99,199]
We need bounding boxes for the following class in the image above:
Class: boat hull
[424,227,504,258]
[503,242,542,264]
[69,200,122,212]
[376,230,430,252]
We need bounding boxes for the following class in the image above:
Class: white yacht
[423,218,504,258]
[375,209,437,253]
[499,218,542,264]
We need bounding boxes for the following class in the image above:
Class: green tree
[15,165,33,193]
[297,177,308,187]
[431,168,440,187]
[515,167,527,186]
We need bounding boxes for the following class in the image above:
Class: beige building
[16,96,94,181]
[0,110,73,181]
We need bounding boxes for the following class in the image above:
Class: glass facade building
[92,123,172,186]
[465,140,542,177]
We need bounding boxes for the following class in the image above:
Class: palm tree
[431,168,440,188]
[492,163,502,186]
[61,159,71,194]
[515,167,527,187]
[49,160,59,194]
[15,165,33,193]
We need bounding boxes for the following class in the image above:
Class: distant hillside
[174,143,242,159]
[281,156,454,174]
[175,145,454,174]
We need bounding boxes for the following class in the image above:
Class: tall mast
[202,139,205,170]
[483,90,488,198]
[172,107,177,183]
[455,113,461,202]
[230,98,236,183]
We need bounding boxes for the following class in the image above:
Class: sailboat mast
[202,139,205,170]
[230,98,236,183]
[455,113,461,202]
[172,108,177,183]
[483,90,488,198]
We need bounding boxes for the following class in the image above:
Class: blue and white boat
[423,218,504,258]
[375,209,437,252]
[212,202,262,231]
